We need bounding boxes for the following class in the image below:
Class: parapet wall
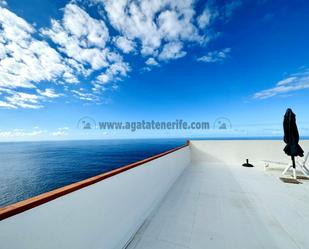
[190,140,309,165]
[0,145,190,249]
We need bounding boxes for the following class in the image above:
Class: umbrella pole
[292,156,296,179]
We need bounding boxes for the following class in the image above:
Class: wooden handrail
[0,141,189,221]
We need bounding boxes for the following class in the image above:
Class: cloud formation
[197,7,217,29]
[0,6,76,108]
[145,58,159,66]
[113,36,136,53]
[0,1,241,109]
[41,4,110,71]
[51,127,69,137]
[0,6,76,87]
[0,127,70,140]
[0,128,45,138]
[254,69,309,99]
[100,0,208,59]
[197,48,231,63]
[41,4,130,88]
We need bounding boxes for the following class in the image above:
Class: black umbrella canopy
[283,108,304,157]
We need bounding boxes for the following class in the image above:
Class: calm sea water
[0,139,185,207]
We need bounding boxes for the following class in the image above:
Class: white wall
[0,146,190,249]
[190,140,309,165]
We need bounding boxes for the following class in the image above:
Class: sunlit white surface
[128,140,309,249]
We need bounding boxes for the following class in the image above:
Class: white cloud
[1,86,63,109]
[197,8,217,29]
[276,77,297,86]
[0,6,79,108]
[71,89,100,102]
[197,48,231,63]
[0,87,63,109]
[99,0,208,58]
[41,4,111,71]
[253,69,309,99]
[42,4,130,92]
[145,58,159,66]
[63,4,108,48]
[158,42,186,61]
[5,92,43,109]
[158,9,200,42]
[51,127,69,137]
[96,61,130,84]
[37,88,62,98]
[0,100,16,109]
[0,7,76,89]
[113,36,135,53]
[0,128,46,138]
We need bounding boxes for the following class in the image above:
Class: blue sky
[0,0,309,141]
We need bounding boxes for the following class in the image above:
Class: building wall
[0,146,191,249]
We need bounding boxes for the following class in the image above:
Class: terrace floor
[126,160,309,249]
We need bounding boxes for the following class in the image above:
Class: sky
[0,0,309,141]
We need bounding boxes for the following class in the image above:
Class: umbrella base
[242,163,254,167]
[242,159,254,167]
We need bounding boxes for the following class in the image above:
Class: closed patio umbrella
[282,108,304,179]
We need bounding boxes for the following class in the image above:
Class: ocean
[0,139,185,207]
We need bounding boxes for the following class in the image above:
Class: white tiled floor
[127,161,309,249]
